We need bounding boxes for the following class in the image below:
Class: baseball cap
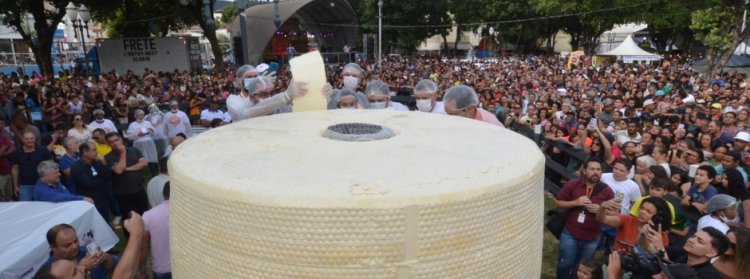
[711,103,722,109]
[655,90,666,97]
[735,131,750,142]
[255,63,269,73]
[643,99,655,107]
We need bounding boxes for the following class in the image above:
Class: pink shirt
[143,200,171,273]
[474,108,504,127]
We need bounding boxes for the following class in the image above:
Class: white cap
[735,131,750,142]
[643,99,655,107]
[256,63,270,73]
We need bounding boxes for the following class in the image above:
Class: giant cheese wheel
[169,110,544,278]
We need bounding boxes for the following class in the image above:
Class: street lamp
[66,3,91,76]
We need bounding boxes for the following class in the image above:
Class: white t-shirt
[600,173,642,214]
[697,215,730,234]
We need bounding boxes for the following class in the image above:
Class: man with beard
[554,159,614,279]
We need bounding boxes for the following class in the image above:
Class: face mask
[416,99,433,112]
[171,109,178,113]
[343,76,359,89]
[340,106,356,110]
[719,212,740,224]
[179,86,186,92]
[370,101,386,109]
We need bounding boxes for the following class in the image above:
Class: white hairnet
[337,88,357,102]
[443,85,479,110]
[414,79,438,95]
[365,80,390,97]
[706,194,737,213]
[342,63,364,76]
[235,64,256,88]
[244,76,274,95]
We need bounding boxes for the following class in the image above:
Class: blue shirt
[44,247,119,279]
[687,184,719,204]
[59,154,80,194]
[33,180,83,202]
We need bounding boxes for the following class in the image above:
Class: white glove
[285,80,309,101]
[322,83,333,99]
[262,71,277,84]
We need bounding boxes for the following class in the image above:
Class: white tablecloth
[0,201,119,279]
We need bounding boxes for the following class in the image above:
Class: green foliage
[354,0,451,53]
[219,5,240,27]
[690,6,736,53]
[102,0,195,38]
[530,0,634,52]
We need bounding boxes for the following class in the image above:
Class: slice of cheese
[290,51,327,112]
[170,110,545,278]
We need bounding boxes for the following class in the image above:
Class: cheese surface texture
[170,110,544,278]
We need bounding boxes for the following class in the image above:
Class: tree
[0,0,72,76]
[628,0,708,54]
[531,0,634,54]
[448,0,485,54]
[355,0,452,53]
[691,1,750,77]
[218,4,239,27]
[101,0,194,38]
[179,0,224,71]
[481,0,558,53]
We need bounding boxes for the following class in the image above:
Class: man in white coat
[413,79,446,114]
[163,101,191,142]
[89,109,118,134]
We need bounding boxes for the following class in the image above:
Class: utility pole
[378,0,383,68]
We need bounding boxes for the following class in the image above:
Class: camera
[616,241,663,279]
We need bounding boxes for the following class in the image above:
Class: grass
[542,193,559,279]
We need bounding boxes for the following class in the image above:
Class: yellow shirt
[629,195,676,225]
[95,142,112,157]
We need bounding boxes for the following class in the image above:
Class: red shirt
[614,215,669,253]
[556,178,614,241]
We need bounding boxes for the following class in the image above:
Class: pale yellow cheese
[290,51,327,112]
[170,110,545,278]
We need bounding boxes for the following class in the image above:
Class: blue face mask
[370,101,386,109]
[243,78,253,91]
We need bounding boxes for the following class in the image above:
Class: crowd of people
[2,51,749,278]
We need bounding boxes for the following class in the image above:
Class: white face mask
[416,99,433,112]
[171,109,178,113]
[179,86,186,92]
[370,101,386,109]
[343,76,359,89]
[719,212,740,224]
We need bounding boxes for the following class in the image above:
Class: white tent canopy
[598,35,662,63]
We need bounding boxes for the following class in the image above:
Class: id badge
[577,211,586,223]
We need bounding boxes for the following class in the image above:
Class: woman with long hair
[597,197,672,253]
[736,108,750,131]
[714,227,750,279]
[699,133,714,158]
[719,150,750,200]
[66,113,93,142]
